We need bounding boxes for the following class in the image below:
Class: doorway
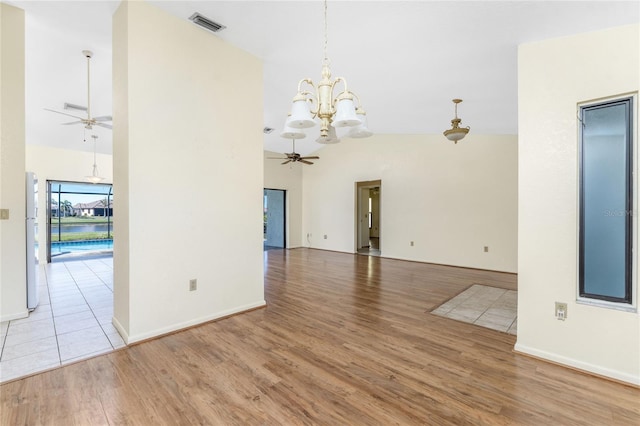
[356,180,381,256]
[47,181,113,263]
[264,189,286,250]
[1,182,121,384]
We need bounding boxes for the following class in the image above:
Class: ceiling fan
[268,139,320,165]
[45,50,112,130]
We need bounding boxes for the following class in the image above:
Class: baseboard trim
[514,342,639,387]
[1,309,29,323]
[125,300,267,345]
[111,316,129,344]
[300,247,517,275]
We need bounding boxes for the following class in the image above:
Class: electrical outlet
[410,241,414,246]
[189,279,197,291]
[484,246,489,253]
[324,234,327,239]
[555,302,567,321]
[0,209,9,220]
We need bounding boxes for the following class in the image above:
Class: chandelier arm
[298,82,320,116]
[296,78,314,93]
[308,98,320,117]
[298,78,320,112]
[331,77,354,109]
[351,92,363,109]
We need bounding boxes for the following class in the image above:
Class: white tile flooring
[432,284,518,335]
[0,256,123,383]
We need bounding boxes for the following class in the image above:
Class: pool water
[51,239,113,254]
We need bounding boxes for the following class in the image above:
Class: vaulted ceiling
[8,1,639,156]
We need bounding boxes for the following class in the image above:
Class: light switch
[0,209,9,220]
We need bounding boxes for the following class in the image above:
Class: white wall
[301,134,518,273]
[264,150,303,248]
[0,3,28,322]
[517,24,639,385]
[25,144,113,262]
[113,1,265,343]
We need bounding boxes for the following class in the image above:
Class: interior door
[358,187,370,249]
[264,189,286,248]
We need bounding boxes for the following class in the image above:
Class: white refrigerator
[26,171,39,311]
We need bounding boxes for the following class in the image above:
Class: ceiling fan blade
[64,102,87,112]
[267,156,287,159]
[93,115,112,122]
[44,108,85,120]
[281,160,292,165]
[61,121,84,125]
[94,123,113,129]
[301,156,320,160]
[299,159,314,165]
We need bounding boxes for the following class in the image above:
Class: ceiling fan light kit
[280,0,372,144]
[443,99,470,143]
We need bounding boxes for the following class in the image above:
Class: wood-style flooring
[1,248,638,425]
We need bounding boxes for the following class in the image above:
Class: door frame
[354,180,382,253]
[264,188,287,249]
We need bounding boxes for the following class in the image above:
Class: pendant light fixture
[281,0,372,143]
[443,99,470,143]
[85,134,105,184]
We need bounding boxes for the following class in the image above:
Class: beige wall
[113,1,265,343]
[25,144,113,262]
[301,133,518,273]
[517,24,639,385]
[264,150,303,248]
[0,3,27,322]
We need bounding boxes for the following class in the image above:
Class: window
[578,96,635,306]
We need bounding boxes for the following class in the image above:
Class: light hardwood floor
[1,249,638,425]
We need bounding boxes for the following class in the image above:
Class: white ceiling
[8,1,640,156]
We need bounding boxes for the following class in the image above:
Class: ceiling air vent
[189,12,226,33]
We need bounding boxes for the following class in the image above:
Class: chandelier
[85,134,105,184]
[443,99,470,143]
[281,0,372,144]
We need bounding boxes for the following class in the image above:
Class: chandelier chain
[323,0,328,62]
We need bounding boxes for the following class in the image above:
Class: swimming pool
[51,239,113,255]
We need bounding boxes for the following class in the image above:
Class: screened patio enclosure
[47,181,113,262]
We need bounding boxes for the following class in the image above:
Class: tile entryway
[432,284,517,335]
[0,256,122,383]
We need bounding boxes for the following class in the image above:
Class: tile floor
[0,255,123,383]
[432,284,517,335]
